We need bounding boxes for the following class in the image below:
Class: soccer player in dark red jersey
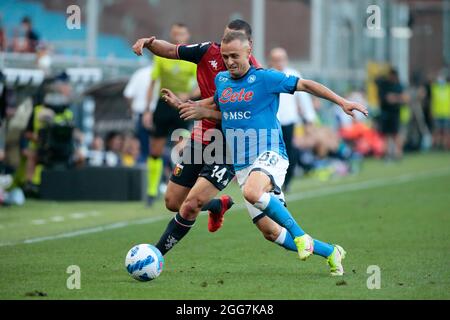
[133,20,288,257]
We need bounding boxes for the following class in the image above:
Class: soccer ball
[125,244,164,281]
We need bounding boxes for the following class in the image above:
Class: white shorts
[235,151,289,221]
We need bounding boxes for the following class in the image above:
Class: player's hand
[142,111,153,129]
[341,100,369,118]
[132,36,156,56]
[161,88,182,109]
[179,102,207,120]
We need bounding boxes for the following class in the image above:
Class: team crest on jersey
[173,164,184,176]
[248,75,256,83]
[209,60,218,70]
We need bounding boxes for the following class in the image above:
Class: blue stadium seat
[1,0,136,59]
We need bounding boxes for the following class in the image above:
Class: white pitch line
[31,219,47,225]
[0,167,449,248]
[69,213,87,219]
[17,215,169,246]
[50,216,65,222]
[228,166,450,211]
[284,167,450,203]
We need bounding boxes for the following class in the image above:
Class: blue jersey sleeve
[263,69,299,94]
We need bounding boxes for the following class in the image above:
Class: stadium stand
[0,0,136,59]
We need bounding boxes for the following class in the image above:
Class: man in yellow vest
[431,75,450,150]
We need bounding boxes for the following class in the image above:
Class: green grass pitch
[0,153,449,299]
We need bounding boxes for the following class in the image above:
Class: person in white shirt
[269,47,317,191]
[123,65,153,163]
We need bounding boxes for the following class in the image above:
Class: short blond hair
[222,31,250,46]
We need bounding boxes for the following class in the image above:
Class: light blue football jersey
[214,66,299,171]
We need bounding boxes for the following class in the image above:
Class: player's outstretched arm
[132,36,178,59]
[296,79,369,118]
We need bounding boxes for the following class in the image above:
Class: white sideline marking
[1,167,449,248]
[69,213,87,219]
[29,211,102,226]
[284,168,450,203]
[68,211,101,220]
[50,216,65,222]
[31,219,47,225]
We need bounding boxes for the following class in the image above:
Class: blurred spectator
[337,88,385,158]
[0,158,25,206]
[376,67,409,160]
[72,129,86,167]
[0,124,4,165]
[86,134,106,167]
[430,73,450,150]
[36,44,53,76]
[12,17,40,53]
[23,73,75,196]
[269,47,316,191]
[296,125,340,159]
[292,90,366,180]
[91,135,105,151]
[422,74,434,134]
[403,73,432,151]
[123,65,152,163]
[121,135,140,167]
[1,124,25,205]
[0,71,6,125]
[104,131,123,166]
[294,124,359,180]
[0,15,6,52]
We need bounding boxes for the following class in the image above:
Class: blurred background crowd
[0,0,449,206]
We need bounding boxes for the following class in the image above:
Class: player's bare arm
[179,102,221,121]
[161,88,183,108]
[177,96,220,121]
[132,36,178,59]
[161,89,220,121]
[296,79,369,118]
[161,88,201,109]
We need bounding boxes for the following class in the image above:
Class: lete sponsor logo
[219,88,254,104]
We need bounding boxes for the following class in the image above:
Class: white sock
[253,193,271,211]
[274,227,287,245]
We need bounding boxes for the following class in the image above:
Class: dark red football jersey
[177,42,261,144]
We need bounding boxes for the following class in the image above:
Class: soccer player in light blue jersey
[164,31,368,276]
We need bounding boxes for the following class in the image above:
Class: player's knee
[179,197,203,220]
[262,230,278,242]
[164,195,181,212]
[257,223,279,242]
[242,185,263,205]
